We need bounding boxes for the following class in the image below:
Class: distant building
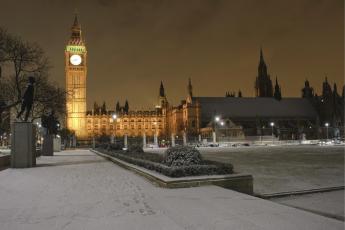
[302,77,344,137]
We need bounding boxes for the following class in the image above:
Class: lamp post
[270,122,274,144]
[153,121,158,147]
[325,122,329,140]
[213,116,220,144]
[112,114,117,144]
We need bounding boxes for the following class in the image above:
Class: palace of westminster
[65,15,344,143]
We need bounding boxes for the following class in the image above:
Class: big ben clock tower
[65,14,87,139]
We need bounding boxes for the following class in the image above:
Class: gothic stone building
[85,85,168,140]
[65,16,344,142]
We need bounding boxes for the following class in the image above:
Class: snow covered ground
[271,190,344,221]
[0,149,343,230]
[148,145,344,194]
[0,148,10,155]
[148,145,345,220]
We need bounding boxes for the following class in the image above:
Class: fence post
[143,133,146,148]
[171,133,175,147]
[124,134,128,149]
[212,131,216,144]
[183,132,187,146]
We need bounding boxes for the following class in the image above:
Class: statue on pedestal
[41,110,59,135]
[41,110,59,156]
[16,76,35,122]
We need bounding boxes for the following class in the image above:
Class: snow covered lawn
[149,145,344,194]
[0,149,343,229]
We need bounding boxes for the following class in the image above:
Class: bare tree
[0,27,65,128]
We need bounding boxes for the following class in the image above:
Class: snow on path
[271,190,345,219]
[0,150,343,230]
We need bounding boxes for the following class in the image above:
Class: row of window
[87,119,163,124]
[88,125,162,130]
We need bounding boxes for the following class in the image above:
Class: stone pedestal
[72,136,77,148]
[124,134,128,149]
[154,134,158,147]
[143,133,147,148]
[92,137,96,149]
[212,131,216,144]
[171,134,175,147]
[183,132,187,146]
[11,122,36,168]
[42,135,53,156]
[53,136,61,152]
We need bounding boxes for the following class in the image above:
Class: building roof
[194,97,318,120]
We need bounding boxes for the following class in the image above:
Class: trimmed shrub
[108,143,123,151]
[96,147,233,178]
[163,146,202,167]
[127,144,144,154]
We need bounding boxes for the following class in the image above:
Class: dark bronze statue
[41,110,59,135]
[16,76,35,121]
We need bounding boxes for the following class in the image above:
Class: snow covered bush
[127,144,144,154]
[108,143,123,151]
[98,148,233,177]
[163,146,202,167]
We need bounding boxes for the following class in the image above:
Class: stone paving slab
[0,150,343,230]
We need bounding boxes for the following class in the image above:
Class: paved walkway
[0,150,343,230]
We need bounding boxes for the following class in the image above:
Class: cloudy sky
[0,0,343,109]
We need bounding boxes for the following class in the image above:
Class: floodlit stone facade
[65,15,87,139]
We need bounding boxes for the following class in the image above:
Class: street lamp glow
[324,122,329,140]
[215,116,220,122]
[220,121,224,126]
[112,114,117,119]
[270,122,275,144]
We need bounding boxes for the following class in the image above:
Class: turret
[187,77,193,103]
[302,79,314,99]
[274,76,282,100]
[157,81,168,109]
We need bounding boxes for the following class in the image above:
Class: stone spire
[159,81,165,97]
[69,13,83,45]
[255,47,273,97]
[274,76,282,100]
[259,47,264,64]
[188,77,193,98]
[322,75,332,98]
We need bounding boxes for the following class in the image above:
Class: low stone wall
[0,154,10,168]
[91,149,253,195]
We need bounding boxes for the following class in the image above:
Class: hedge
[97,148,233,178]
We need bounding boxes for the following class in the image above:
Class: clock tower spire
[65,13,87,139]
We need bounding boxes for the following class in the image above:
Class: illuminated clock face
[70,54,82,65]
